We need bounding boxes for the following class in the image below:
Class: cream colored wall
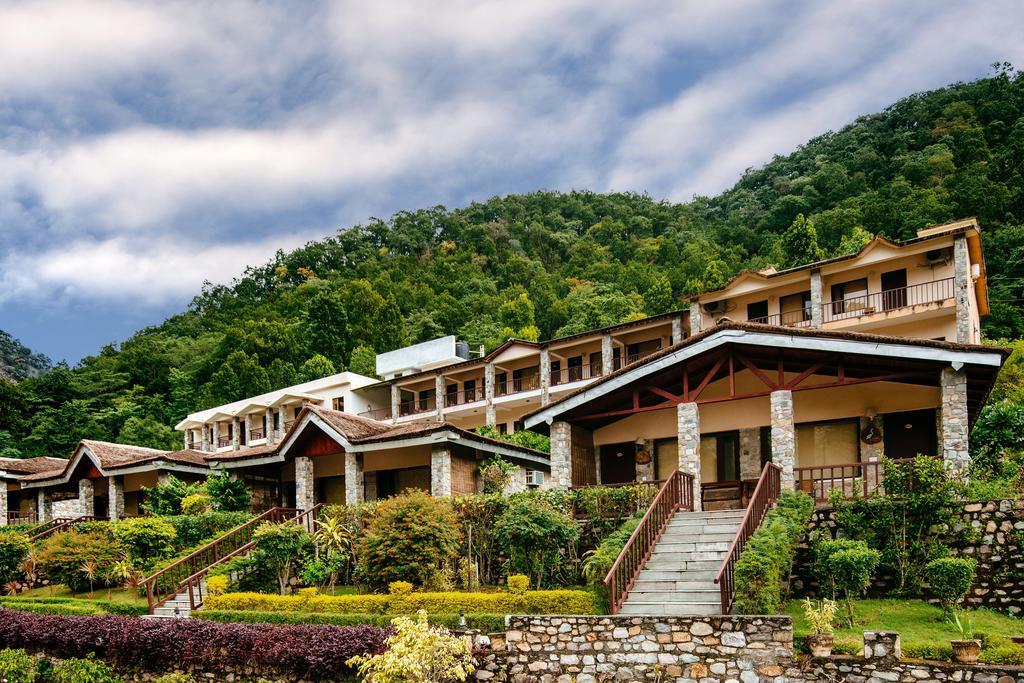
[313,452,345,478]
[850,315,955,341]
[613,322,672,348]
[363,445,431,472]
[124,471,158,493]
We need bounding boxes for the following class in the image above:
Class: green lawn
[785,599,1024,664]
[19,585,148,606]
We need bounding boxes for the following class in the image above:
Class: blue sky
[2,0,1023,365]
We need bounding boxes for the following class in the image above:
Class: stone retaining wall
[791,498,1024,615]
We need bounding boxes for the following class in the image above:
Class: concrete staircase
[142,580,204,619]
[618,509,745,616]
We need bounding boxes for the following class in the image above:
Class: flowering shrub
[348,610,476,683]
[0,610,388,679]
[36,531,123,593]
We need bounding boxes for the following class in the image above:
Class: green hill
[0,330,50,382]
[2,67,1024,459]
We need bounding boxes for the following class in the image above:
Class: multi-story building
[5,218,1004,522]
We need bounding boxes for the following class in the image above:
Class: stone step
[643,559,723,572]
[648,550,728,563]
[617,601,722,616]
[653,541,732,553]
[632,579,719,591]
[624,589,722,603]
[667,515,744,527]
[660,525,739,536]
[634,569,718,581]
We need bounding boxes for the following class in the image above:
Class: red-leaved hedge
[0,610,388,679]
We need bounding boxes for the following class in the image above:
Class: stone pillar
[863,631,902,666]
[435,374,445,422]
[601,334,613,376]
[212,422,220,450]
[677,402,702,510]
[547,421,572,489]
[634,439,653,482]
[363,471,378,502]
[940,366,970,474]
[430,444,452,497]
[859,416,883,494]
[183,431,189,450]
[770,390,796,489]
[276,407,286,437]
[344,452,364,505]
[264,408,275,445]
[954,235,971,343]
[231,418,240,450]
[107,476,124,522]
[37,490,52,523]
[689,301,702,336]
[200,425,209,452]
[294,456,315,510]
[738,427,762,480]
[79,478,95,517]
[158,471,172,485]
[243,413,252,446]
[539,348,551,406]
[484,362,497,426]
[0,484,7,527]
[810,268,823,328]
[671,315,684,345]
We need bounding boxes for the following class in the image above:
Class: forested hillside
[2,67,1024,460]
[0,331,50,383]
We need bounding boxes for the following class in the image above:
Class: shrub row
[733,491,814,614]
[205,588,597,615]
[0,610,388,679]
[197,609,507,633]
[0,597,148,617]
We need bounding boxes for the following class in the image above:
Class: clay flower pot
[807,633,834,658]
[950,639,981,664]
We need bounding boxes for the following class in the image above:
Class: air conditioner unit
[925,248,950,265]
[703,300,728,314]
[525,470,545,487]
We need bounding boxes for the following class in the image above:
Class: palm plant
[80,558,99,599]
[313,515,354,589]
[110,557,143,594]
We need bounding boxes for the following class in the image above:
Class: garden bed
[786,598,1024,664]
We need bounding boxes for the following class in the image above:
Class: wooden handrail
[29,515,100,542]
[603,469,695,615]
[714,462,781,614]
[793,457,917,502]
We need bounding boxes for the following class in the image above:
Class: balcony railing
[821,277,954,324]
[794,457,917,502]
[495,372,540,397]
[551,362,602,386]
[399,396,436,416]
[444,387,484,407]
[217,436,231,448]
[249,428,265,441]
[612,348,660,372]
[749,309,813,328]
[358,407,392,420]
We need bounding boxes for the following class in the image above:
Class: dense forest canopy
[2,66,1024,460]
[0,331,51,383]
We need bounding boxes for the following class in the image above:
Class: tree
[267,358,297,390]
[297,354,336,383]
[252,521,314,594]
[23,400,106,457]
[205,351,270,404]
[117,415,180,451]
[303,289,350,368]
[778,214,826,268]
[205,472,252,511]
[348,345,378,378]
[643,274,675,315]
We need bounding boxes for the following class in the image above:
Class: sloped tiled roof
[0,456,68,475]
[18,440,212,483]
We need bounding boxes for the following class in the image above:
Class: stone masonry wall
[791,498,1024,616]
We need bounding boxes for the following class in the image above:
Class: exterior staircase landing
[617,509,744,616]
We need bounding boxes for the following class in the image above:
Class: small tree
[252,522,314,594]
[0,532,31,584]
[814,539,879,626]
[478,456,517,493]
[925,557,977,614]
[111,517,177,565]
[347,610,476,683]
[205,472,252,512]
[495,496,579,588]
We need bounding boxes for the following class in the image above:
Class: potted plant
[802,598,838,657]
[949,611,981,664]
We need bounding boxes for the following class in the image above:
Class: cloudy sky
[2,0,1023,364]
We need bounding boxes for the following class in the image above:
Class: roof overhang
[19,445,209,489]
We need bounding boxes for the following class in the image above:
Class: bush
[478,456,517,493]
[0,610,388,679]
[154,675,197,683]
[506,574,529,595]
[814,539,880,625]
[358,490,462,590]
[206,574,229,596]
[111,517,177,566]
[0,648,39,682]
[582,515,640,588]
[205,588,597,615]
[204,472,252,512]
[197,609,507,633]
[48,654,120,683]
[495,496,579,588]
[180,493,213,515]
[733,491,814,614]
[252,522,314,593]
[388,581,413,596]
[36,531,123,593]
[970,402,1024,478]
[0,531,31,583]
[348,610,476,683]
[925,557,977,613]
[141,475,204,515]
[167,512,252,548]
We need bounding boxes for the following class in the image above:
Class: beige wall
[363,445,431,472]
[313,452,345,478]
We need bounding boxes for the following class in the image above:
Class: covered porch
[524,323,1005,509]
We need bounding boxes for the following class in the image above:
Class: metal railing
[749,309,813,328]
[612,348,660,372]
[444,387,484,407]
[358,407,392,420]
[551,362,602,386]
[793,457,916,503]
[177,504,323,612]
[715,462,781,614]
[29,515,101,542]
[495,372,540,397]
[604,469,695,615]
[248,428,265,441]
[822,278,954,324]
[8,511,36,524]
[217,436,232,448]
[399,396,436,416]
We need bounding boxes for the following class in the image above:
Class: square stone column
[243,413,253,445]
[677,402,702,510]
[600,334,613,376]
[484,363,496,426]
[810,269,823,328]
[546,421,572,489]
[276,408,286,438]
[79,478,95,517]
[231,418,240,450]
[539,348,551,405]
[435,374,445,422]
[634,439,653,482]
[265,408,275,445]
[0,484,7,527]
[738,427,762,480]
[430,444,452,497]
[37,490,52,522]
[689,301,702,336]
[212,422,220,450]
[671,315,684,345]
[344,452,364,505]
[954,235,972,343]
[294,456,315,510]
[108,476,125,521]
[200,425,209,452]
[770,390,796,489]
[940,366,970,474]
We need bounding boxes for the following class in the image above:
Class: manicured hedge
[0,610,388,679]
[197,609,506,633]
[733,491,814,614]
[205,588,597,615]
[0,597,149,617]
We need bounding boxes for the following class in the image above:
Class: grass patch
[786,599,1024,664]
[16,585,148,606]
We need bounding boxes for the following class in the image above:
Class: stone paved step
[633,579,719,591]
[635,569,718,581]
[643,559,723,571]
[660,526,739,538]
[625,590,721,603]
[653,541,732,552]
[618,601,720,616]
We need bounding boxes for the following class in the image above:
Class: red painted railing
[144,505,321,613]
[715,462,781,614]
[793,457,916,502]
[603,469,695,615]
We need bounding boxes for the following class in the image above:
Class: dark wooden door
[883,409,937,458]
[881,269,908,310]
[599,443,637,484]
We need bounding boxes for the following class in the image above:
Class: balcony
[495,372,540,397]
[550,362,602,387]
[444,387,484,408]
[821,277,954,324]
[399,395,436,417]
[749,309,813,328]
[217,436,231,448]
[612,348,660,372]
[249,428,265,441]
[358,407,392,420]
